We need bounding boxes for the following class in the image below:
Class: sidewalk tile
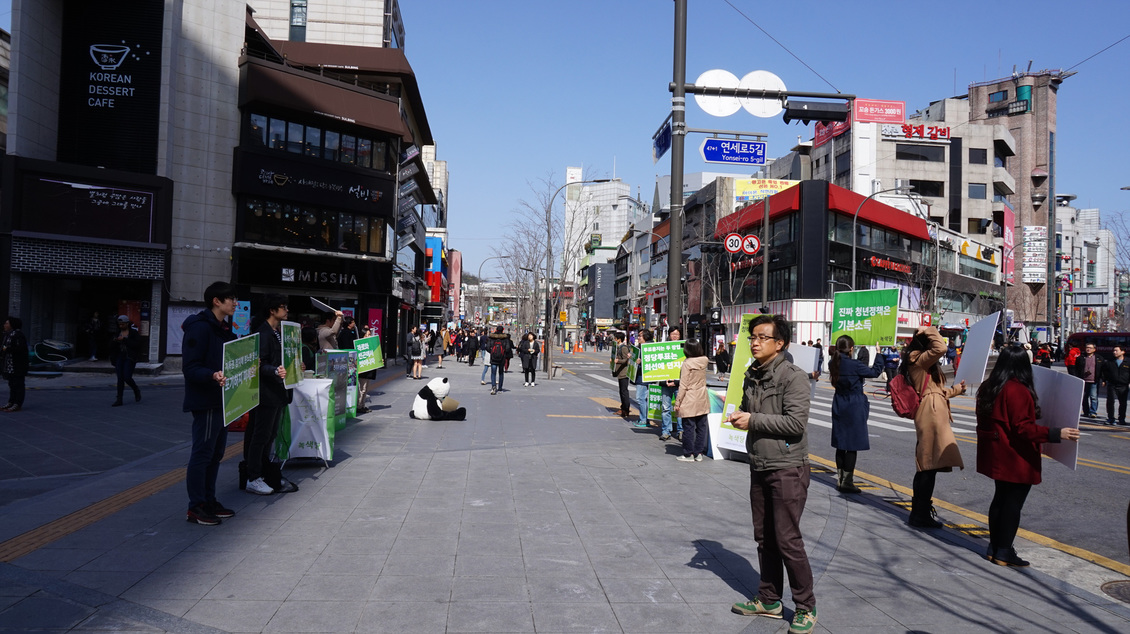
[288,573,377,601]
[445,601,534,633]
[183,599,281,632]
[263,599,363,632]
[451,576,528,602]
[453,554,525,578]
[358,601,448,632]
[531,602,620,632]
[370,575,452,603]
[599,577,683,604]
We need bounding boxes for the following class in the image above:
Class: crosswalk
[806,388,979,435]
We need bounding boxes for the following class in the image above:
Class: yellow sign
[734,178,799,206]
[559,311,568,322]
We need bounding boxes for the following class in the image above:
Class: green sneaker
[789,607,817,634]
[731,597,783,618]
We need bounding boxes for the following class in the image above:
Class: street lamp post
[544,178,611,378]
[476,255,510,325]
[851,184,914,290]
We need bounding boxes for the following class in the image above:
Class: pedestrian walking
[409,329,425,379]
[1,317,29,412]
[975,344,1080,566]
[109,315,142,407]
[714,342,731,380]
[84,311,103,361]
[633,330,654,428]
[180,281,239,526]
[659,327,683,441]
[726,315,817,634]
[674,339,709,462]
[1070,343,1103,418]
[904,325,967,529]
[243,294,297,496]
[486,326,513,395]
[465,328,480,366]
[828,335,885,493]
[437,326,449,369]
[518,331,539,386]
[611,331,632,417]
[1101,344,1130,425]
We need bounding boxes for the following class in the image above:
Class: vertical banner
[281,321,302,388]
[830,289,900,346]
[716,313,759,454]
[355,335,385,372]
[640,340,685,382]
[647,384,663,419]
[368,308,384,343]
[222,334,260,425]
[628,346,641,383]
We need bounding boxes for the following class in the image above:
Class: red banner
[854,98,905,124]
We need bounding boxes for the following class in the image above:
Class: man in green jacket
[725,314,817,634]
[612,331,632,417]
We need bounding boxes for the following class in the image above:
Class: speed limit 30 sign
[724,233,743,254]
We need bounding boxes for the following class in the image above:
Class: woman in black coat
[518,331,540,387]
[829,334,886,493]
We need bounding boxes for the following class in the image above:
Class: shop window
[969,148,987,164]
[340,134,357,164]
[357,138,372,168]
[249,114,267,146]
[896,144,944,162]
[286,122,304,154]
[372,140,387,171]
[304,127,321,157]
[323,130,339,161]
[268,118,286,150]
[968,183,987,199]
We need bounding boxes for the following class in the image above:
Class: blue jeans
[187,408,227,509]
[490,363,505,390]
[1084,382,1099,416]
[635,383,649,426]
[661,383,681,435]
[482,362,490,383]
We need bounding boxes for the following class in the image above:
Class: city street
[0,351,1127,632]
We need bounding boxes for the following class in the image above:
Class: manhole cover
[573,456,648,469]
[1101,580,1130,603]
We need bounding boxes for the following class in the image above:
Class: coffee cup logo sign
[87,42,150,108]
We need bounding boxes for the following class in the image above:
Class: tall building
[1054,195,1117,333]
[1,0,437,362]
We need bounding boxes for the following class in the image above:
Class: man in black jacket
[1072,343,1104,418]
[110,315,142,407]
[244,295,296,495]
[182,281,238,526]
[1102,345,1130,425]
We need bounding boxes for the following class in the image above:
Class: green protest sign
[647,384,663,419]
[281,321,302,388]
[722,313,759,424]
[354,335,384,373]
[628,346,641,383]
[640,340,685,382]
[830,289,900,346]
[222,334,260,426]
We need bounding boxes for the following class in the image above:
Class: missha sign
[56,0,165,174]
[235,248,393,295]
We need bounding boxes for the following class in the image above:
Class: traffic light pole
[670,84,856,102]
[668,0,687,334]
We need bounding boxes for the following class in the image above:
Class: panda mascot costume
[409,376,467,421]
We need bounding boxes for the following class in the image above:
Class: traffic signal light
[782,100,849,125]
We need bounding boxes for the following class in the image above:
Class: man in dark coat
[1101,344,1130,425]
[110,315,142,406]
[1071,343,1103,417]
[244,295,297,496]
[181,281,238,526]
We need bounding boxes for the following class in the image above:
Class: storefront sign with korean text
[830,289,900,346]
[639,340,685,382]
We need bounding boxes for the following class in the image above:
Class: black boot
[133,386,141,402]
[991,547,1030,567]
[238,461,247,490]
[908,497,943,528]
[111,399,123,407]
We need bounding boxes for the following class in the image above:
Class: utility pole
[668,0,687,333]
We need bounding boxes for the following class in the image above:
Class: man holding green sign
[243,295,296,496]
[641,327,685,441]
[830,289,900,347]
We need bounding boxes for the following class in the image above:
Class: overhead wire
[719,0,841,94]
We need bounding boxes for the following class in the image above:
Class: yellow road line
[808,453,1130,577]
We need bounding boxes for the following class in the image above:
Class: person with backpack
[828,335,886,493]
[975,344,1080,567]
[903,325,967,528]
[486,326,513,395]
[408,327,424,380]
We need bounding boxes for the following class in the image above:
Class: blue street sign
[699,138,766,165]
[652,120,672,164]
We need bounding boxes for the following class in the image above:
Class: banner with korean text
[714,313,759,454]
[640,340,685,382]
[222,334,260,425]
[830,289,900,346]
[281,321,302,388]
[354,335,385,373]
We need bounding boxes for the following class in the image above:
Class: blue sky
[2,2,1126,280]
[397,0,1130,278]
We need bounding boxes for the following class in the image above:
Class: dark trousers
[835,449,857,472]
[115,357,138,400]
[244,405,283,481]
[6,374,25,406]
[467,350,477,366]
[1107,385,1129,423]
[186,408,228,509]
[523,357,537,384]
[749,465,815,610]
[617,377,630,413]
[680,414,709,456]
[988,480,1032,549]
[490,363,505,390]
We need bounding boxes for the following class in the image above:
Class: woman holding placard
[828,335,886,493]
[673,339,710,462]
[904,325,967,528]
[975,345,1080,566]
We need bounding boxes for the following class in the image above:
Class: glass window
[857,225,870,248]
[372,141,387,171]
[835,152,851,178]
[249,114,267,146]
[356,139,372,169]
[969,148,987,164]
[304,127,321,157]
[989,90,1008,103]
[268,118,287,150]
[896,144,944,162]
[353,215,369,251]
[368,218,384,254]
[340,134,356,164]
[287,122,304,154]
[323,130,340,161]
[908,180,944,197]
[968,183,987,199]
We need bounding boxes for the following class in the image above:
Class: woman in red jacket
[975,345,1080,567]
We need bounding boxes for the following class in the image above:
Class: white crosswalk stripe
[807,389,978,434]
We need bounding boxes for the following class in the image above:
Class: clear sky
[397,0,1130,279]
[1,2,1126,281]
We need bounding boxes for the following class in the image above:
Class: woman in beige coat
[674,339,710,462]
[905,325,967,528]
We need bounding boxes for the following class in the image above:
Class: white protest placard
[1031,366,1081,470]
[310,297,336,313]
[790,344,821,400]
[953,311,1000,387]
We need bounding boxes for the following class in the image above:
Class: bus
[1064,332,1130,365]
